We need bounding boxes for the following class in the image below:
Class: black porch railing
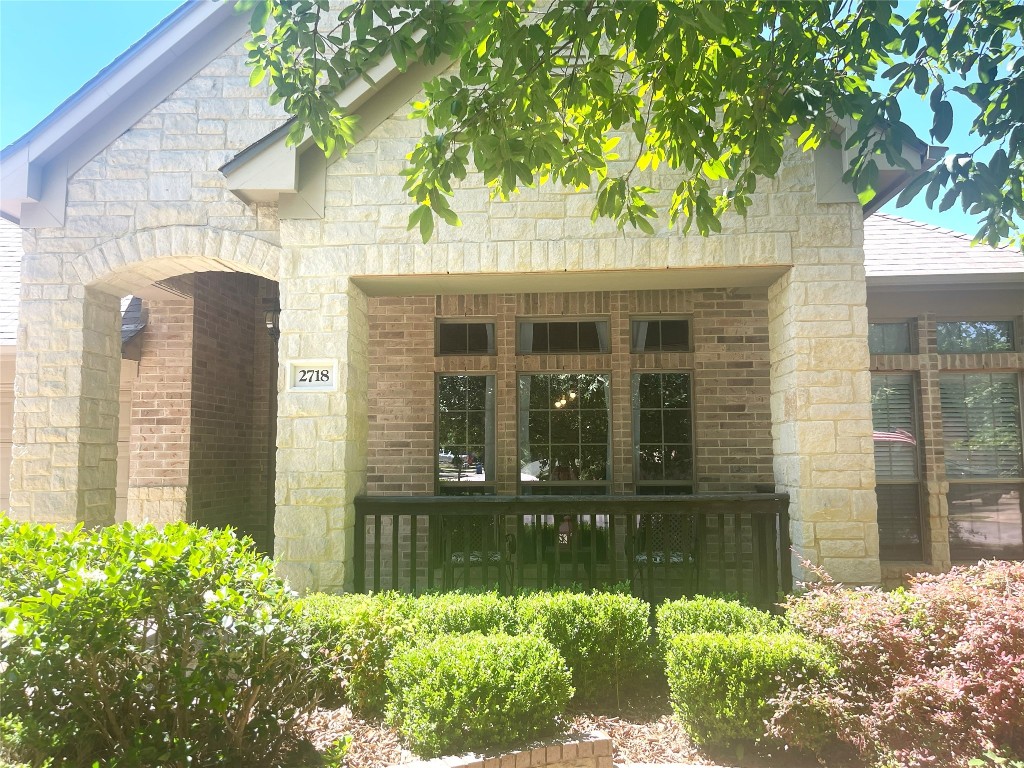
[353,494,791,607]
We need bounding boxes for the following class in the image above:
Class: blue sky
[0,0,988,237]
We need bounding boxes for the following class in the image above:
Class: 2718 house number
[288,360,338,392]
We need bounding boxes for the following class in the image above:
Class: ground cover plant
[0,519,321,767]
[770,560,1024,767]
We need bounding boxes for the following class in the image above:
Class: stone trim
[394,730,613,768]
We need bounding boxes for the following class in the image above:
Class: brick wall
[126,278,195,524]
[189,272,277,552]
[366,289,773,496]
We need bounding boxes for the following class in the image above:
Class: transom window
[632,372,694,493]
[869,322,914,355]
[871,374,923,560]
[437,321,495,355]
[936,320,1015,353]
[517,320,610,354]
[518,373,610,492]
[436,375,495,494]
[631,319,691,353]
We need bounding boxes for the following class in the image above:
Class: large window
[940,373,1024,560]
[437,375,495,494]
[871,374,924,560]
[518,373,610,493]
[632,372,694,493]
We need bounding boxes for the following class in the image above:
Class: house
[1,1,1021,598]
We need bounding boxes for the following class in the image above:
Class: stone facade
[8,23,885,593]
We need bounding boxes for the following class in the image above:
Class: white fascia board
[0,0,247,225]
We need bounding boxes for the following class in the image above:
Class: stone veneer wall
[9,24,882,592]
[366,289,773,496]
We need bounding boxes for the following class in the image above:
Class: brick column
[768,263,881,586]
[9,285,122,527]
[916,314,952,569]
[274,275,369,593]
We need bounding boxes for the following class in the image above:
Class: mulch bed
[291,688,823,768]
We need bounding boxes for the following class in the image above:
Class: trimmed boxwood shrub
[386,632,572,757]
[0,519,319,767]
[666,631,834,747]
[297,591,420,716]
[413,590,519,636]
[517,589,653,703]
[655,596,786,653]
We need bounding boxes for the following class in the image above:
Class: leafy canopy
[243,0,1024,246]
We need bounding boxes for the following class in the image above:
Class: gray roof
[0,218,22,344]
[864,213,1024,279]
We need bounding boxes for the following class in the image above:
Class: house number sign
[287,360,338,392]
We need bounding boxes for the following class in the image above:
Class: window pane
[940,373,1023,478]
[633,372,694,489]
[876,484,923,560]
[519,373,611,488]
[948,484,1024,560]
[437,375,494,488]
[518,321,609,353]
[631,319,691,352]
[871,375,919,481]
[438,322,494,355]
[937,321,1014,353]
[869,322,912,354]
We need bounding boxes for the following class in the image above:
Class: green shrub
[413,590,519,636]
[297,591,420,716]
[656,596,785,653]
[386,632,572,757]
[516,589,652,703]
[666,631,834,747]
[0,519,319,767]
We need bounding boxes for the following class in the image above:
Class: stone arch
[74,225,283,295]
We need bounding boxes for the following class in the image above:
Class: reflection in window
[438,321,495,355]
[869,322,913,354]
[437,375,495,493]
[936,320,1014,353]
[940,373,1023,559]
[631,319,691,352]
[871,374,923,560]
[518,373,610,491]
[517,321,610,354]
[632,373,694,492]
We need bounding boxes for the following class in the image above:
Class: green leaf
[419,207,434,242]
[895,171,931,208]
[931,100,953,143]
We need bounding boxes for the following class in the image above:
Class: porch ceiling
[352,264,791,297]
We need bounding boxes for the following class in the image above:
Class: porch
[354,493,791,608]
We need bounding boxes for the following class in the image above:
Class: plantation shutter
[871,374,923,560]
[940,373,1023,477]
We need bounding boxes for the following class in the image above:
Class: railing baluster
[410,514,418,594]
[373,514,382,592]
[391,513,400,590]
[354,510,365,593]
[716,514,726,596]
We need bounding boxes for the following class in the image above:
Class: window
[940,373,1024,560]
[437,321,495,355]
[936,321,1015,353]
[631,319,691,352]
[437,375,495,493]
[871,374,923,560]
[517,320,610,354]
[633,372,694,493]
[869,322,913,354]
[518,373,610,492]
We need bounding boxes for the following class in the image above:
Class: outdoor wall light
[265,308,281,341]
